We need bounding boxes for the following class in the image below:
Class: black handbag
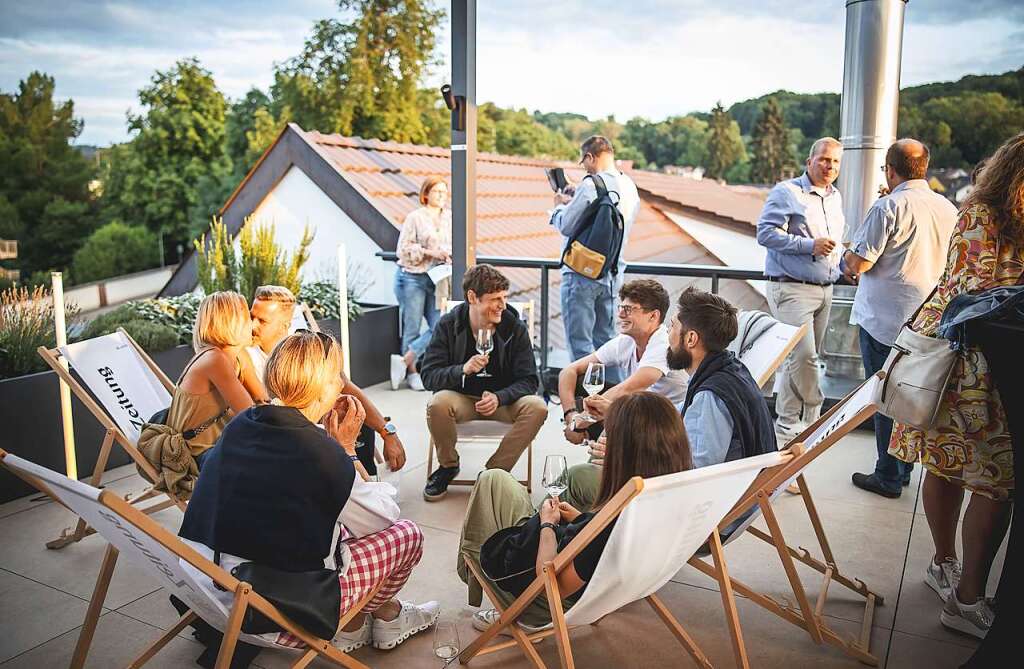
[225,559,341,640]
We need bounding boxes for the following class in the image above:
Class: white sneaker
[372,600,440,650]
[940,592,994,639]
[925,556,962,602]
[471,608,551,637]
[332,614,372,652]
[407,372,425,392]
[390,354,407,391]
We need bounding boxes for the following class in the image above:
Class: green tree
[706,102,745,180]
[71,221,160,283]
[273,0,444,143]
[100,58,231,257]
[750,98,795,184]
[0,72,97,275]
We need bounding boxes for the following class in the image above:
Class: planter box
[0,305,398,504]
[0,346,193,504]
[316,303,399,388]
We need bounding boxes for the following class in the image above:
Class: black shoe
[852,472,902,499]
[424,466,460,501]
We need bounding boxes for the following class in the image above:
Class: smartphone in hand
[545,167,568,193]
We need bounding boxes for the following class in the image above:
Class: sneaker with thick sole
[407,372,425,392]
[471,608,550,637]
[424,466,460,501]
[332,614,372,652]
[372,600,440,650]
[940,593,994,639]
[390,354,407,391]
[925,556,961,602]
[851,472,901,499]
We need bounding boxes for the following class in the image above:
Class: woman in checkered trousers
[179,330,439,655]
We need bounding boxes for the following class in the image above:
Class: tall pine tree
[750,97,795,184]
[706,101,745,180]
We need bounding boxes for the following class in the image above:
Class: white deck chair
[688,373,885,666]
[733,311,809,389]
[427,300,537,491]
[36,328,185,549]
[460,450,790,669]
[290,302,320,333]
[0,448,381,669]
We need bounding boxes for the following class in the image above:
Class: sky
[2,0,1022,147]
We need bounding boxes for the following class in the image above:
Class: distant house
[160,123,769,354]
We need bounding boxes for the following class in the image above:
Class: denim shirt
[756,173,844,285]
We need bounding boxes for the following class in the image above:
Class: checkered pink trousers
[275,519,424,648]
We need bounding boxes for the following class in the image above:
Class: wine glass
[576,362,605,422]
[433,620,460,667]
[475,328,494,377]
[543,454,569,500]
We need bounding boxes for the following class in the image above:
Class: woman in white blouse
[391,177,452,391]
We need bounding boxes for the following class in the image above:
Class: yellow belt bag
[562,240,607,279]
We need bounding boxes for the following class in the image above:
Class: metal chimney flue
[838,0,908,242]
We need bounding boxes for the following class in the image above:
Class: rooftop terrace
[0,382,1003,669]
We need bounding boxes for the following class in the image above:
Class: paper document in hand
[427,263,453,285]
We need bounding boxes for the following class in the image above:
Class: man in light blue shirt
[844,139,958,498]
[756,137,845,441]
[550,136,640,368]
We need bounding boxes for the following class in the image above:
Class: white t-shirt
[594,326,688,404]
[247,345,269,382]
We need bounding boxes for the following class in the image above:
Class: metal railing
[377,251,763,371]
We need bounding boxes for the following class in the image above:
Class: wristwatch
[377,418,398,438]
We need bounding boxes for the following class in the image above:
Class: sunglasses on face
[294,329,335,359]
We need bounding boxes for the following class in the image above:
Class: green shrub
[0,286,80,379]
[299,280,363,322]
[80,294,201,347]
[71,221,160,284]
[121,320,179,354]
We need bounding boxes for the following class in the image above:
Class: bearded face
[666,340,692,371]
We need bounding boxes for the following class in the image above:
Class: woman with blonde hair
[889,132,1024,639]
[391,176,452,391]
[138,292,265,493]
[179,330,438,655]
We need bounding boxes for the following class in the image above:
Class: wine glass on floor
[434,619,460,667]
[576,362,605,422]
[543,454,569,500]
[475,328,493,377]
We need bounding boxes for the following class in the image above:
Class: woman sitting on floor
[178,330,438,656]
[458,391,693,632]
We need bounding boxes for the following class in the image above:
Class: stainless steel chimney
[838,0,908,242]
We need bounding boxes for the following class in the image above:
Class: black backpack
[560,174,625,281]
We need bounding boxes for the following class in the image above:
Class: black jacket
[419,302,539,406]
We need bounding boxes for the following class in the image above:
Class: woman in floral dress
[889,132,1024,639]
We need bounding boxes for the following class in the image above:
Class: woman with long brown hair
[889,132,1024,639]
[457,392,692,631]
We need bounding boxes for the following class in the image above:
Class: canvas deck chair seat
[0,448,381,669]
[688,373,886,667]
[732,311,808,389]
[36,328,185,550]
[460,450,789,669]
[427,300,537,492]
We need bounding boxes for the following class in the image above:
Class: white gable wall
[247,166,397,306]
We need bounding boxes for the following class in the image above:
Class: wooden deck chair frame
[688,373,886,667]
[0,448,381,669]
[36,327,187,550]
[457,458,793,669]
[427,299,537,492]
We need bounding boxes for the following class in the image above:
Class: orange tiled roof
[629,170,767,227]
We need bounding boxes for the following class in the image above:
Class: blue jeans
[394,269,439,359]
[859,327,913,492]
[560,271,616,364]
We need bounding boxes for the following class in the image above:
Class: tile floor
[0,383,1004,668]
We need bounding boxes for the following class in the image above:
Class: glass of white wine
[576,361,605,422]
[542,454,569,499]
[433,619,460,667]
[475,328,494,377]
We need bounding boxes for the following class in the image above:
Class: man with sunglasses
[248,285,407,472]
[550,135,640,369]
[558,279,688,444]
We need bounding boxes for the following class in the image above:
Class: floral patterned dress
[889,204,1022,501]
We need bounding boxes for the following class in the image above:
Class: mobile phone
[545,167,568,193]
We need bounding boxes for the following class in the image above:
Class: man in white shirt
[249,285,408,471]
[558,279,687,444]
[551,135,641,370]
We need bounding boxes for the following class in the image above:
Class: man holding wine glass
[558,279,688,444]
[420,265,548,501]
